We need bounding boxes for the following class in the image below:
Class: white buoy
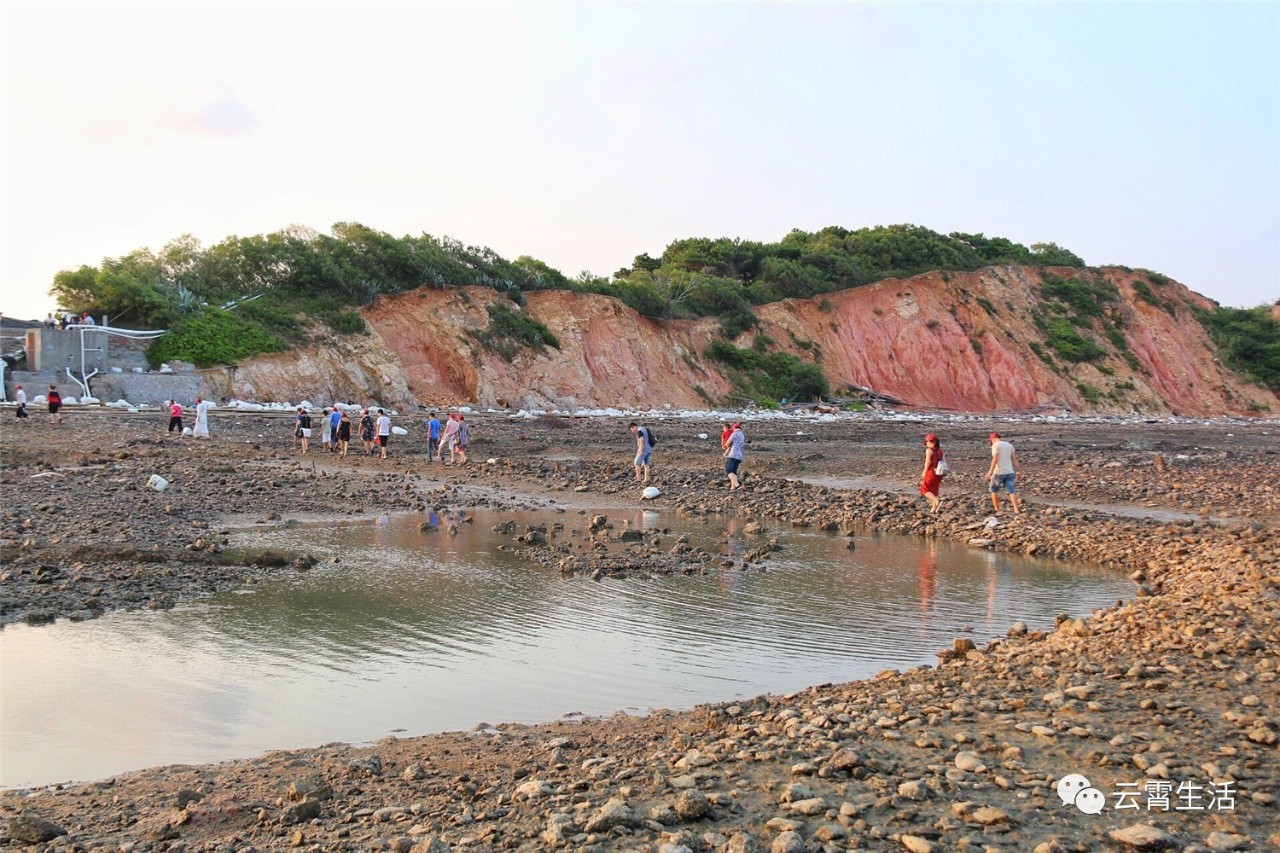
[641,486,661,500]
[147,474,169,491]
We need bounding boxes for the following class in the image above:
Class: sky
[1,1,1277,321]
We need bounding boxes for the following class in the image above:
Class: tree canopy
[45,221,1087,366]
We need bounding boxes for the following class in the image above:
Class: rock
[770,831,804,853]
[675,788,713,821]
[898,779,924,799]
[401,762,427,781]
[283,798,322,825]
[789,797,827,815]
[287,777,334,801]
[1204,832,1250,852]
[584,798,638,833]
[516,779,552,799]
[899,835,935,853]
[954,750,985,772]
[829,747,862,772]
[1108,823,1177,849]
[7,814,66,844]
[348,756,383,776]
[971,806,1009,825]
[411,838,452,853]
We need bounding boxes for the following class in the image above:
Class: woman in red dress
[920,433,945,512]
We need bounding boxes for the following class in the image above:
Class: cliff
[230,267,1278,416]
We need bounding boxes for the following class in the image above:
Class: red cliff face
[231,268,1277,416]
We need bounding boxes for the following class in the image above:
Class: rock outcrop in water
[229,266,1277,415]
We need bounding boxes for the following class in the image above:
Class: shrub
[1045,317,1106,362]
[147,308,285,367]
[704,341,830,404]
[1195,305,1280,390]
[976,296,998,316]
[1076,382,1102,404]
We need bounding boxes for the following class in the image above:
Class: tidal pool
[0,507,1131,788]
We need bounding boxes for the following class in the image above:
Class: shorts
[378,434,390,447]
[990,472,1017,494]
[300,428,312,438]
[725,457,741,475]
[635,450,652,466]
[48,402,61,414]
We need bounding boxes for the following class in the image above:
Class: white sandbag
[147,474,169,491]
[391,426,408,436]
[641,486,661,500]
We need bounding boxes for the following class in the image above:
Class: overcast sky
[1,2,1276,321]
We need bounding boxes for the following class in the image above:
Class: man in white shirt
[984,432,1022,514]
[376,409,392,459]
[14,384,28,420]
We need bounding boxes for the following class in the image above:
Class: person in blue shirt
[328,408,342,453]
[427,413,442,460]
[629,422,653,483]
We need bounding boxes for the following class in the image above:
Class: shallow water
[0,507,1131,788]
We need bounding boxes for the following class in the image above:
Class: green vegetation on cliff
[47,222,1085,367]
[1196,304,1280,391]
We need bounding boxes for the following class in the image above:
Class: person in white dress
[192,397,213,439]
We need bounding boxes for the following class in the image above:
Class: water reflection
[0,509,1131,788]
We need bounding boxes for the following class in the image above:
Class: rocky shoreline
[1,411,1277,851]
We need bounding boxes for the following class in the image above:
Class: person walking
[359,408,375,455]
[14,384,27,420]
[337,410,352,457]
[724,422,745,490]
[167,400,184,436]
[426,412,442,461]
[456,415,470,465]
[192,397,212,439]
[328,408,342,453]
[438,412,460,463]
[320,408,333,452]
[985,432,1022,514]
[628,422,654,483]
[46,386,64,424]
[920,433,946,513]
[375,409,392,459]
[295,407,312,453]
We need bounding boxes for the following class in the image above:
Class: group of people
[292,408,470,464]
[920,431,1022,514]
[626,419,1023,512]
[627,420,747,491]
[43,312,95,330]
[9,384,62,424]
[165,398,213,438]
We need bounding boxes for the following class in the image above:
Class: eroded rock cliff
[230,267,1277,415]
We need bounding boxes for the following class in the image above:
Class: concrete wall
[26,328,110,375]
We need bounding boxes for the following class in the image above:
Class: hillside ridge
[222,264,1277,416]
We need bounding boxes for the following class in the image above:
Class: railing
[62,324,168,399]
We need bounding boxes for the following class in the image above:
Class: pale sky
[1,1,1277,321]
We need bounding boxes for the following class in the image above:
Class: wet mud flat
[1,411,1277,850]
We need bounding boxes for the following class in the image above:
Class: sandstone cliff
[230,267,1277,416]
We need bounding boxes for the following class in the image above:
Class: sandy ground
[1,408,1277,851]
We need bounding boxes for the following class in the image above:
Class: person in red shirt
[47,385,64,425]
[167,400,184,435]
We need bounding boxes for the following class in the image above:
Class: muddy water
[0,508,1131,788]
